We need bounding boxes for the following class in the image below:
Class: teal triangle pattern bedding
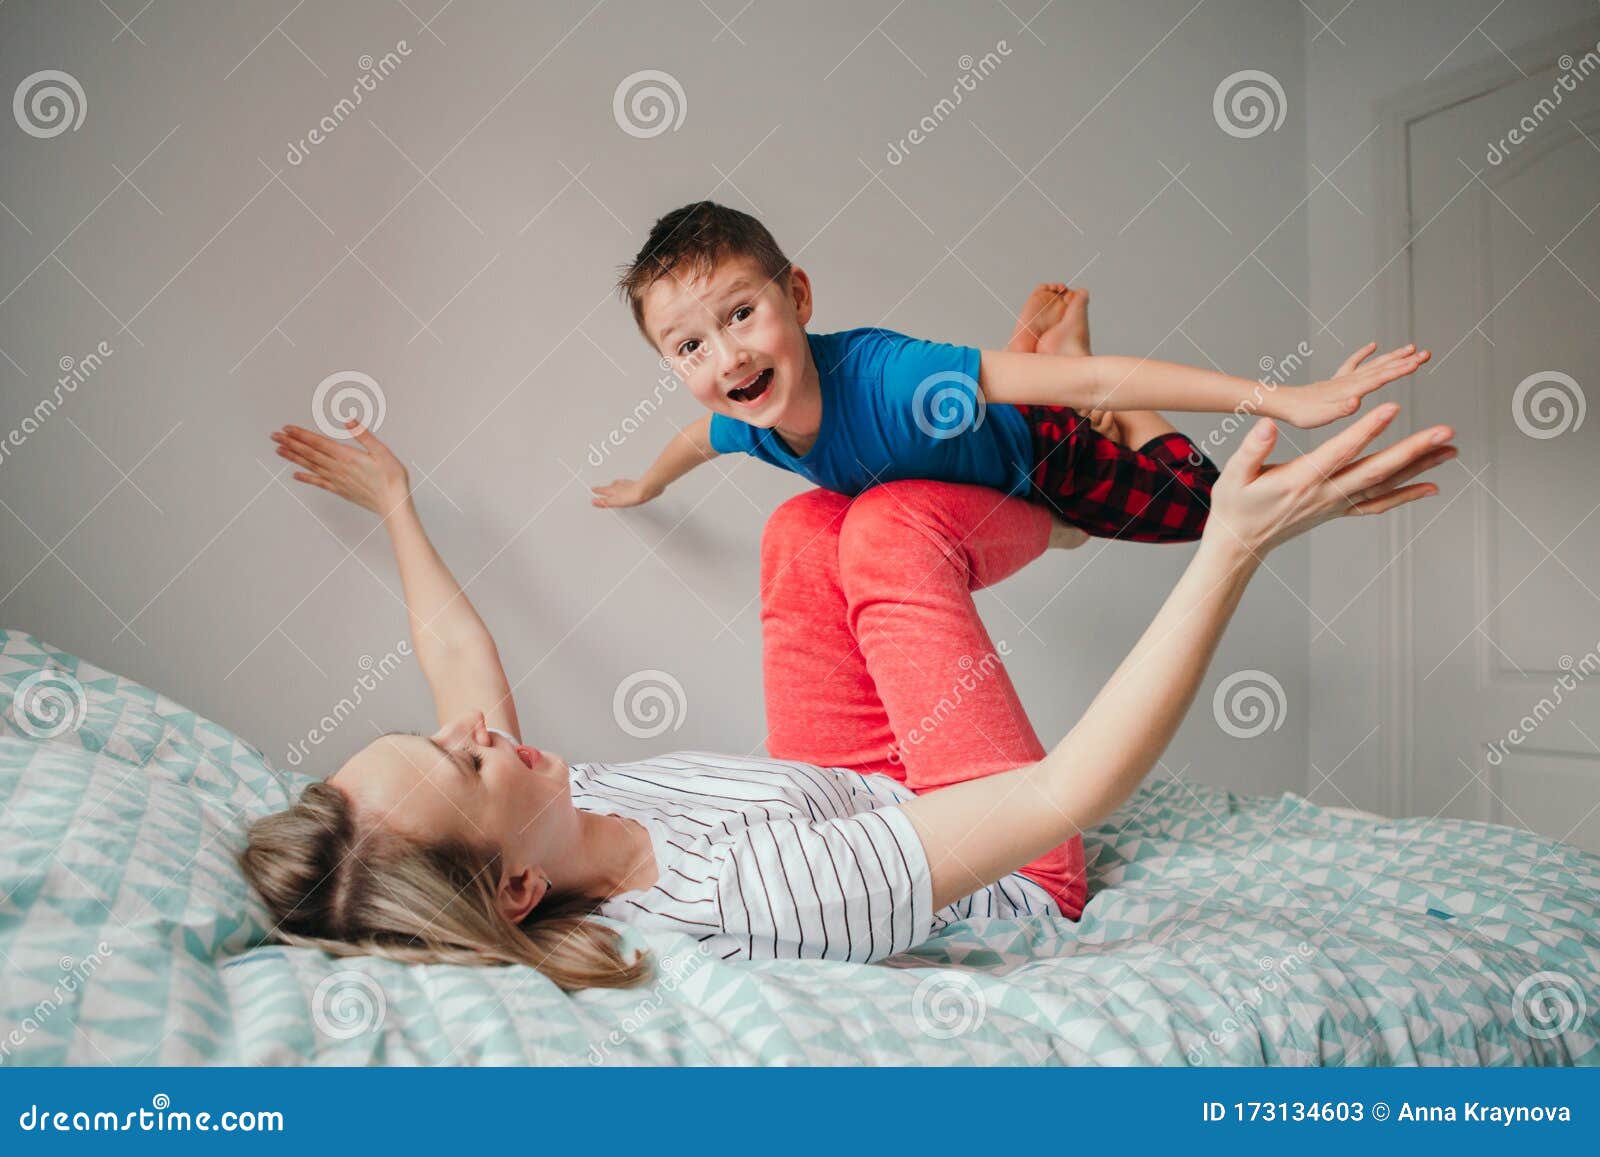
[1,627,1596,1065]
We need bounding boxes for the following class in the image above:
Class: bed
[2,627,1595,1065]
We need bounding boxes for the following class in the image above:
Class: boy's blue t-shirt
[707,327,1034,498]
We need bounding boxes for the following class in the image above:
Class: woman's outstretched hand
[1203,402,1456,560]
[271,418,412,516]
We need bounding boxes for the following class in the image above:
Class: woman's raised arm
[271,417,523,742]
[899,404,1457,910]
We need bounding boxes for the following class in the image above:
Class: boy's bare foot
[1036,287,1091,358]
[1007,282,1071,353]
[1037,288,1122,442]
[1047,516,1089,550]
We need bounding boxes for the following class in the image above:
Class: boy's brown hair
[616,201,791,341]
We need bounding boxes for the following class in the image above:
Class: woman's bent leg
[836,480,1087,918]
[761,488,900,778]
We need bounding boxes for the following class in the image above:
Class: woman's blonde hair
[238,781,652,991]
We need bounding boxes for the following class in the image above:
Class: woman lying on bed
[243,401,1456,990]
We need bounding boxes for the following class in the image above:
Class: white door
[1402,27,1600,851]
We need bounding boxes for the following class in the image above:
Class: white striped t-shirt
[570,751,1059,964]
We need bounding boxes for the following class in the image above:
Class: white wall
[1302,0,1597,812]
[1,1,1311,793]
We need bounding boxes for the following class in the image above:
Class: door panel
[1407,48,1600,851]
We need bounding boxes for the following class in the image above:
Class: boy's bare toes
[1015,284,1072,343]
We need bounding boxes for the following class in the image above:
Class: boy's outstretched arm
[591,415,720,508]
[978,341,1429,429]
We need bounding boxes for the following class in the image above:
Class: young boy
[591,200,1430,545]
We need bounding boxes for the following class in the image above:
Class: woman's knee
[837,482,964,591]
[761,488,852,596]
[838,481,1052,597]
[763,489,847,557]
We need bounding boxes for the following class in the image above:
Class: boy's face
[641,254,814,430]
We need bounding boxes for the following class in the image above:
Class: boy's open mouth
[727,368,773,405]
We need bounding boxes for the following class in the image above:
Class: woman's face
[329,710,574,885]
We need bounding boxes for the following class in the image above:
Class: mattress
[2,628,1596,1065]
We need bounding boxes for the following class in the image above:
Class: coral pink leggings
[760,479,1087,919]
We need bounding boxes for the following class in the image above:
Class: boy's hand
[591,477,663,508]
[1270,342,1430,429]
[1084,407,1122,443]
[271,418,411,515]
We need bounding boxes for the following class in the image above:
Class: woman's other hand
[1204,402,1456,560]
[271,417,412,516]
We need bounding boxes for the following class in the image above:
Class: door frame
[1372,17,1600,817]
